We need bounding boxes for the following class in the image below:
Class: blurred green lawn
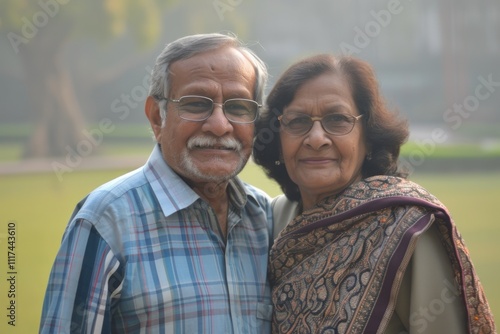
[0,162,498,333]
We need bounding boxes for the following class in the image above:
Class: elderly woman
[253,54,495,334]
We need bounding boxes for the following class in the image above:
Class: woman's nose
[304,121,332,150]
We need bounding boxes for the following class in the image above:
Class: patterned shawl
[269,176,495,334]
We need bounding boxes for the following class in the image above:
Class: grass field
[0,163,498,333]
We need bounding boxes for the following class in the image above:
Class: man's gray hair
[149,33,268,112]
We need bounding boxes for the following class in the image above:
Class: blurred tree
[0,0,173,158]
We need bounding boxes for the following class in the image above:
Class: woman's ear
[145,96,162,141]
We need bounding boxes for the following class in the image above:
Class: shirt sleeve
[40,218,123,333]
[388,224,468,334]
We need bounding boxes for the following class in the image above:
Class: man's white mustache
[187,136,242,151]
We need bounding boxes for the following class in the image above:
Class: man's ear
[145,96,162,141]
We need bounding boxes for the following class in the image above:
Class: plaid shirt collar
[143,144,250,217]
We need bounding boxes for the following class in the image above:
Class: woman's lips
[300,157,337,164]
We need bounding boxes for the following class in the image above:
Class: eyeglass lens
[281,113,358,135]
[176,96,258,123]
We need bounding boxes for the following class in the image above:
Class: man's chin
[183,162,245,183]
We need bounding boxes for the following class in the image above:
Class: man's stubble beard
[179,148,249,184]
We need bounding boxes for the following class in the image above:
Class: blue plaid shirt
[40,145,273,333]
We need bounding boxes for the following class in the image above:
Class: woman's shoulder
[358,175,445,209]
[271,195,301,239]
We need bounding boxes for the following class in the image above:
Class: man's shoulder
[74,167,150,219]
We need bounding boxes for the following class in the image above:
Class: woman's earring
[275,152,284,166]
[366,152,372,160]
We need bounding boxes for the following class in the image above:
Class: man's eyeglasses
[278,113,363,136]
[161,95,261,124]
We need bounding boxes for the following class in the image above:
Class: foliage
[0,0,176,158]
[0,0,170,48]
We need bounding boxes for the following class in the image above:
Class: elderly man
[40,33,273,333]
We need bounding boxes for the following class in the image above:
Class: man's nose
[203,104,233,136]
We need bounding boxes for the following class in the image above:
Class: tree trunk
[20,20,86,159]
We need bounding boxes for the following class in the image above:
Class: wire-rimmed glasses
[161,95,261,124]
[278,113,363,136]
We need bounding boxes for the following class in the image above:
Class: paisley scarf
[269,176,495,333]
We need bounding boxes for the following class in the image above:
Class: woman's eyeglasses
[278,113,363,136]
